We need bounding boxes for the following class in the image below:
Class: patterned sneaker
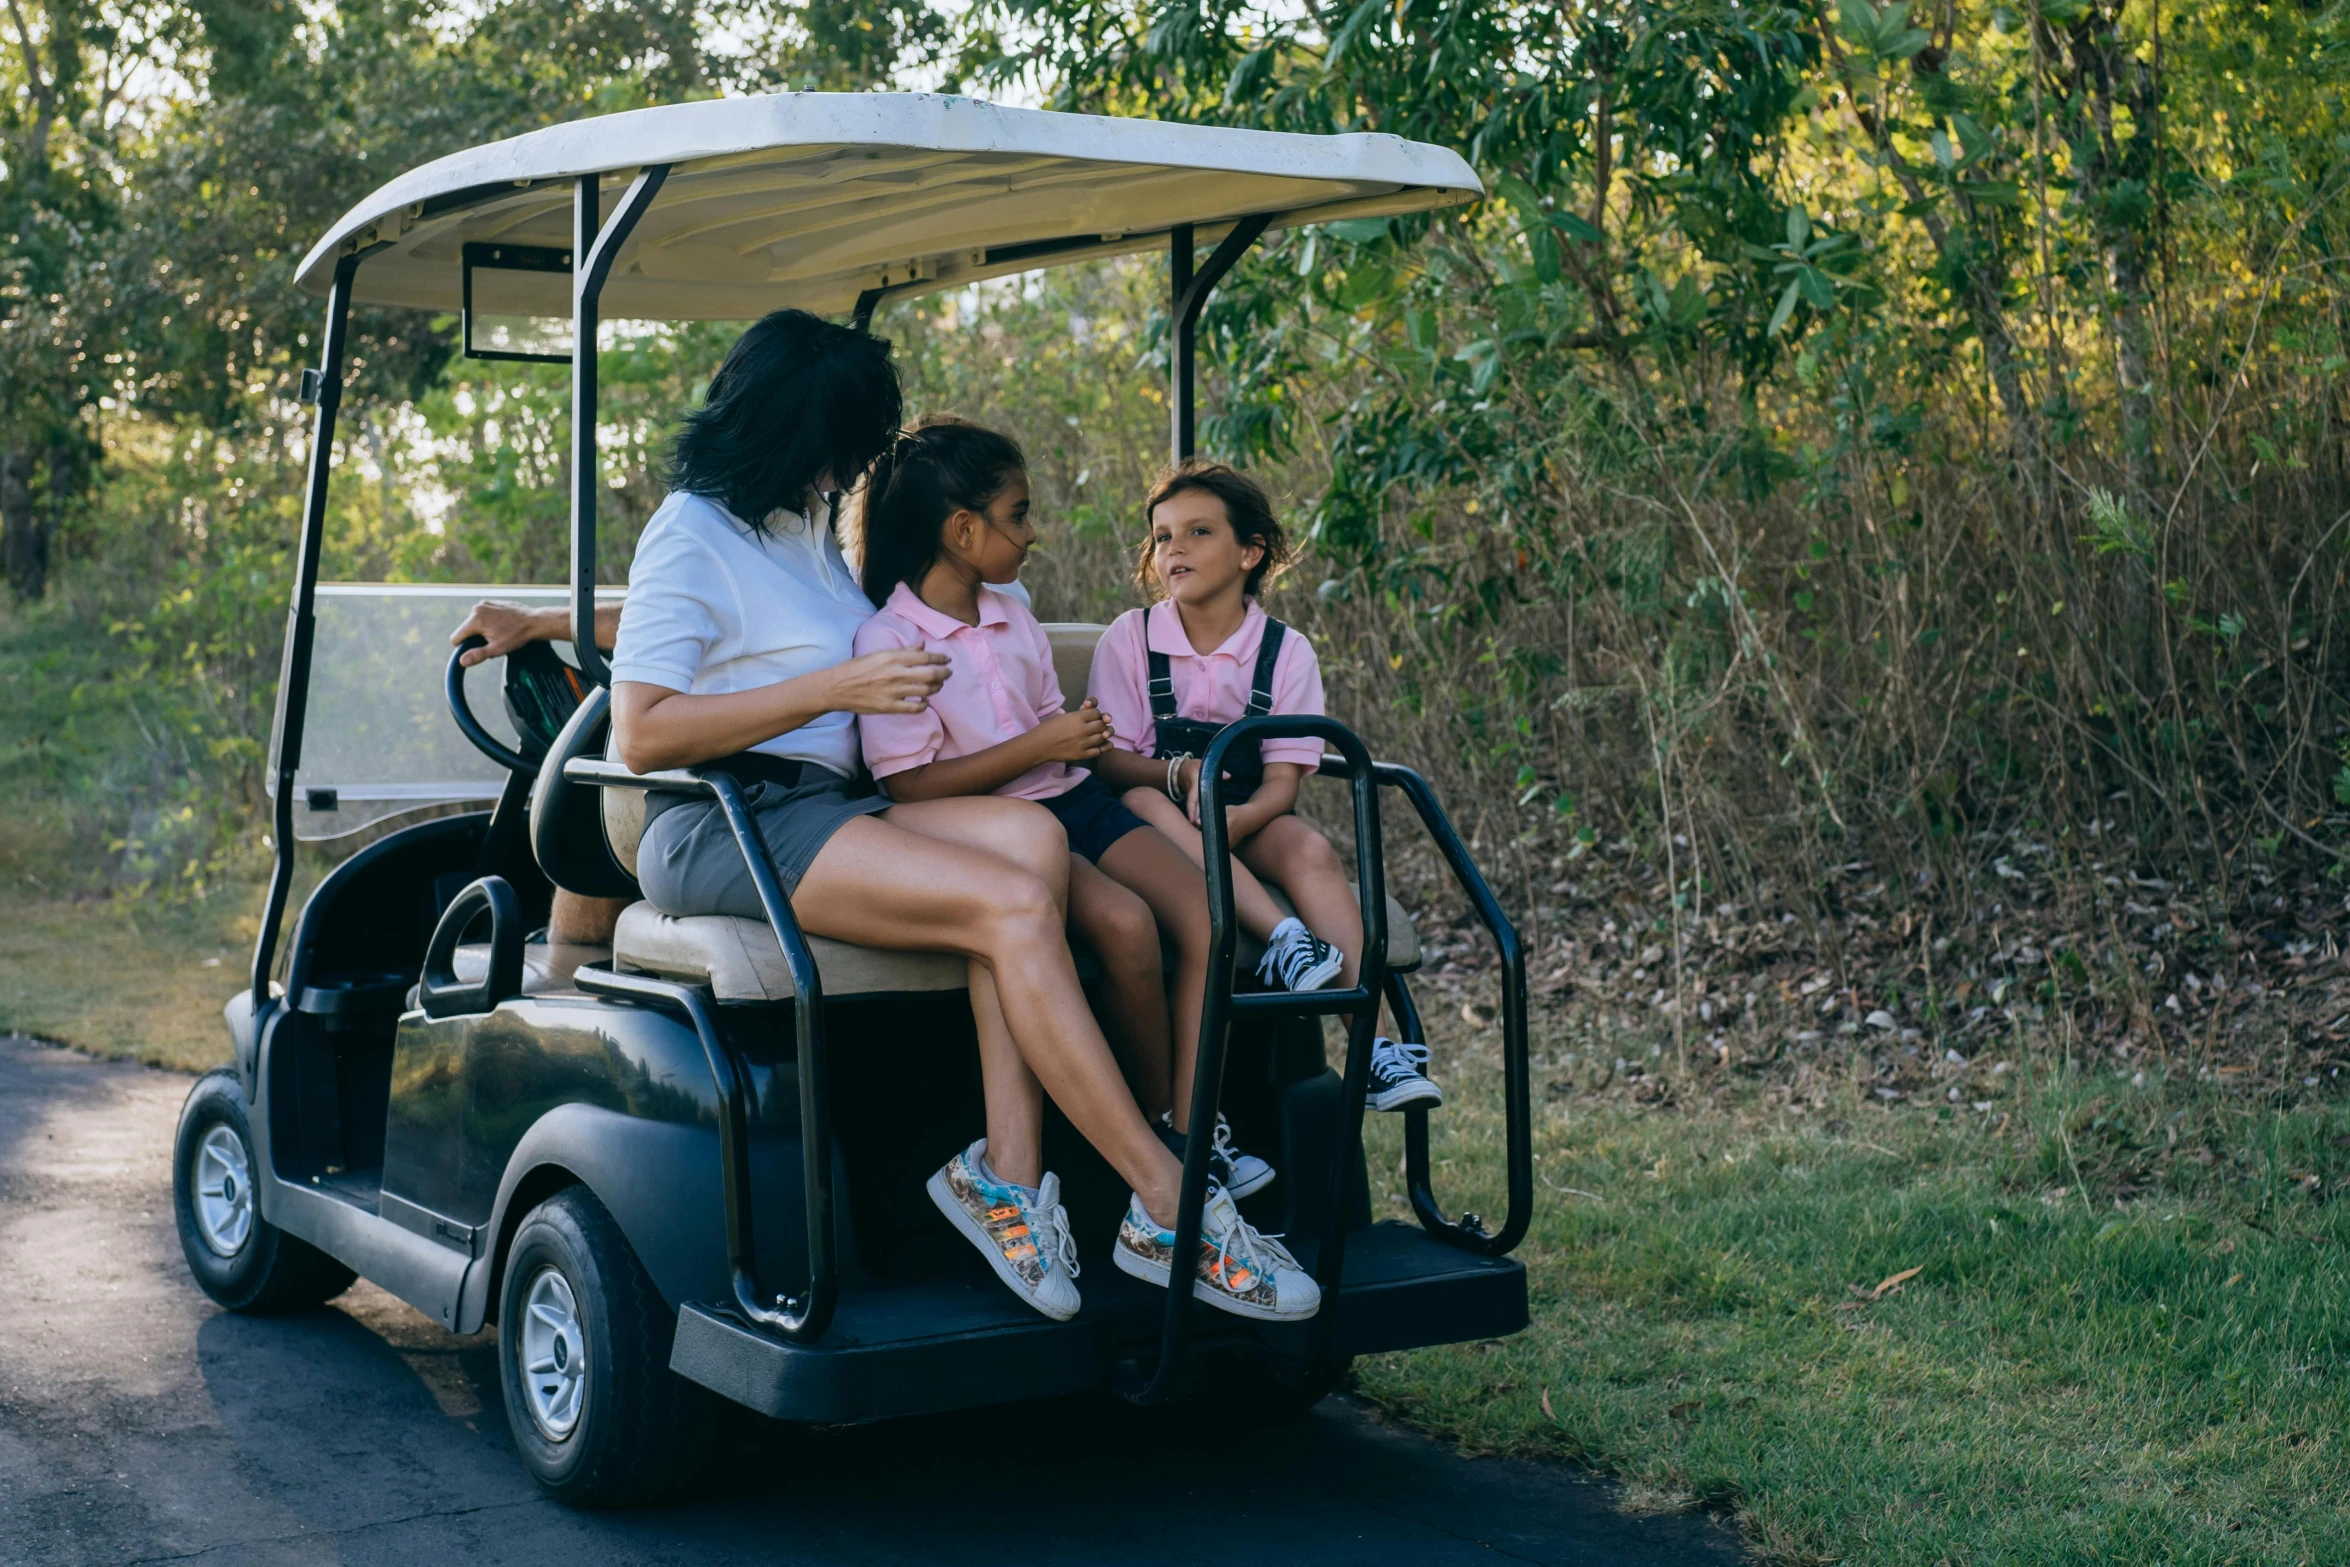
[1366,1036,1444,1111]
[1156,1111,1276,1200]
[1113,1183,1319,1322]
[926,1139,1081,1321]
[1257,917,1344,992]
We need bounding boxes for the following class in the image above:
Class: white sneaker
[1257,917,1344,992]
[1366,1036,1444,1111]
[927,1139,1081,1321]
[1112,1183,1320,1322]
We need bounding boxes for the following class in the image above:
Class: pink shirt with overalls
[1087,599,1326,773]
[853,582,1084,803]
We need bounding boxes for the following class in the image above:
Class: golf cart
[174,93,1534,1504]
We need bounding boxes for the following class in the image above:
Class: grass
[0,890,251,1071]
[1357,1006,2350,1565]
[2,578,337,1072]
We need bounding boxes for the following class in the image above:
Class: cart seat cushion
[449,939,608,996]
[612,902,966,1003]
[613,883,1414,1007]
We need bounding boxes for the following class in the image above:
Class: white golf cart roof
[294,92,1482,319]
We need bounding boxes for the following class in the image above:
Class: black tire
[1114,1342,1351,1427]
[1183,1348,1353,1425]
[498,1185,728,1507]
[173,1070,356,1313]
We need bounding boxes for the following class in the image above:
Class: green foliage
[9,0,2350,923]
[0,0,960,885]
[927,0,2350,906]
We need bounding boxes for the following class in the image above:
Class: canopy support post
[571,166,669,684]
[1168,214,1272,465]
[251,255,362,1010]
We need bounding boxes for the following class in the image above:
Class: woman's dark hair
[1138,460,1294,598]
[664,308,903,530]
[858,416,1029,609]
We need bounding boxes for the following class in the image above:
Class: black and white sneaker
[1157,1111,1275,1199]
[1366,1037,1444,1111]
[1256,917,1344,992]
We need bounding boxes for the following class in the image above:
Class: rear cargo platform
[671,1220,1527,1425]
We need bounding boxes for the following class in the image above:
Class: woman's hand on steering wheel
[451,600,561,667]
[828,647,950,714]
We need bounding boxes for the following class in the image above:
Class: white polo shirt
[609,489,873,776]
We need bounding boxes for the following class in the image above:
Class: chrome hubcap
[192,1125,253,1257]
[518,1266,586,1440]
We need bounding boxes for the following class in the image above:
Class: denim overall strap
[1246,618,1287,717]
[1147,646,1179,725]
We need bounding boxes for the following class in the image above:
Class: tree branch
[3,0,58,170]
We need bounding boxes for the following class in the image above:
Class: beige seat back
[1043,622,1110,707]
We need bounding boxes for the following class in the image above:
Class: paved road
[0,1035,1744,1566]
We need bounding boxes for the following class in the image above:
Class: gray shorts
[636,765,891,917]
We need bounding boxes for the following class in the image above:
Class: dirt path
[0,1035,1744,1565]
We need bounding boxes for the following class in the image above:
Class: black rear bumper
[671,1220,1527,1425]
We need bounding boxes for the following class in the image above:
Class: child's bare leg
[968,960,1046,1186]
[1120,787,1290,940]
[1237,813,1365,986]
[1238,813,1390,1040]
[1096,827,1216,1133]
[1067,856,1174,1121]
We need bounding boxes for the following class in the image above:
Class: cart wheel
[172,1071,356,1313]
[1188,1350,1354,1425]
[498,1186,727,1506]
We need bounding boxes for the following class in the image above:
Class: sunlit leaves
[1835,0,1930,63]
[1639,271,1710,335]
[1749,207,1861,336]
[2083,487,2154,563]
[1222,41,1274,105]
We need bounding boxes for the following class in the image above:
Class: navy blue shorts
[1038,774,1149,863]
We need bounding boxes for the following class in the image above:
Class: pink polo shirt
[1088,599,1325,773]
[853,582,1085,803]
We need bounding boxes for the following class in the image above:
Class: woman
[481,310,1316,1334]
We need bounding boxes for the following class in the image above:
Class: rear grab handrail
[1322,757,1533,1259]
[565,756,838,1344]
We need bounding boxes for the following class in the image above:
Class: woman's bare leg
[790,798,1182,1222]
[1120,787,1291,940]
[966,960,1044,1187]
[1067,857,1174,1122]
[1095,827,1217,1133]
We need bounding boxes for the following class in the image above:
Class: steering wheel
[447,636,540,775]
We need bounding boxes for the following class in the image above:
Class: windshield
[271,584,621,840]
